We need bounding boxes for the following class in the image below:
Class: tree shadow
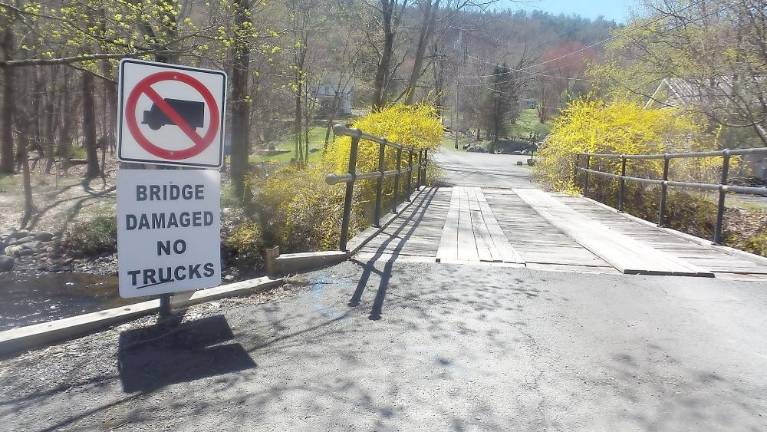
[349,186,439,320]
[117,315,255,393]
[25,179,115,232]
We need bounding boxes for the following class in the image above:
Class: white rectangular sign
[117,169,221,298]
[117,59,227,168]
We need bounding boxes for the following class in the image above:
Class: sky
[500,0,636,23]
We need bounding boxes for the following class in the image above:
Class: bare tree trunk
[44,67,58,173]
[19,136,34,228]
[403,0,440,105]
[230,0,252,196]
[294,74,303,164]
[372,0,397,110]
[0,22,15,174]
[58,74,72,169]
[82,70,100,179]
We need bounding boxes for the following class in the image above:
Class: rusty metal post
[583,154,591,196]
[417,150,423,188]
[373,141,385,227]
[658,154,670,226]
[406,149,414,201]
[713,150,731,244]
[618,156,627,212]
[340,134,360,251]
[392,146,402,213]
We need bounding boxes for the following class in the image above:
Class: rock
[18,248,34,256]
[8,230,29,240]
[0,256,14,272]
[4,245,23,257]
[224,274,235,282]
[12,235,36,246]
[34,232,54,242]
[20,241,41,251]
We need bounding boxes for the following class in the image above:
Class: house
[645,77,734,110]
[313,82,353,117]
[647,77,767,180]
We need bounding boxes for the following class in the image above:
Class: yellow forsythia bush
[324,104,443,208]
[251,165,362,252]
[534,98,705,191]
[324,104,443,176]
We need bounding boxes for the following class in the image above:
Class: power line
[464,0,712,80]
[456,0,729,88]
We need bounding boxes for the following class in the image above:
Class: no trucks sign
[117,169,221,298]
[117,59,227,168]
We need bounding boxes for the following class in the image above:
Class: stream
[0,273,143,331]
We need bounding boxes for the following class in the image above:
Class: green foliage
[62,215,117,257]
[508,109,552,139]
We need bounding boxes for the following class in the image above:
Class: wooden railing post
[392,146,402,213]
[583,154,591,196]
[422,149,428,185]
[373,140,386,227]
[658,154,670,226]
[618,155,627,212]
[340,133,360,251]
[406,149,414,201]
[417,150,423,188]
[573,154,580,185]
[713,150,731,244]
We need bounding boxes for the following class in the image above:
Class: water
[0,273,143,331]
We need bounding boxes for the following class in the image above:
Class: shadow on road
[349,187,438,320]
[117,315,255,393]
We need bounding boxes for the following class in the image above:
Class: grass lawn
[440,133,471,152]
[249,125,330,165]
[508,109,552,139]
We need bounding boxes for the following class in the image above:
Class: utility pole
[454,79,459,149]
[453,30,467,150]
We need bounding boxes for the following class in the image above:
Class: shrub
[251,164,363,252]
[324,103,444,214]
[223,220,264,268]
[63,215,117,257]
[534,98,705,191]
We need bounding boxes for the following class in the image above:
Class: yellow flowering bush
[251,165,363,252]
[324,103,443,209]
[534,99,704,191]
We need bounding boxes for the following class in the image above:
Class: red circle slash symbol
[125,71,220,160]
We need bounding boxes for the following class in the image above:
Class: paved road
[1,261,766,431]
[434,150,534,188]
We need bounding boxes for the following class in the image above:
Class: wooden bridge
[330,127,767,281]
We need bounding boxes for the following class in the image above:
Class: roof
[646,77,735,109]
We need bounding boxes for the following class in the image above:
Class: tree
[371,0,409,110]
[591,0,767,146]
[0,5,15,174]
[230,0,253,196]
[484,63,518,151]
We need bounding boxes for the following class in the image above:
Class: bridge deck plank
[557,196,767,275]
[514,189,714,277]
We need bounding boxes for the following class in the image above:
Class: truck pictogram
[142,99,205,131]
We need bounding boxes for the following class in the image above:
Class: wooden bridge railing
[326,125,429,251]
[575,147,767,244]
